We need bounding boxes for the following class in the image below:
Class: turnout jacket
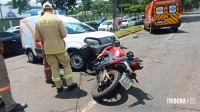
[35,12,67,55]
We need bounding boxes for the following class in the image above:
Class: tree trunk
[112,0,118,31]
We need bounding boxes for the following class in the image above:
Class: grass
[114,25,144,38]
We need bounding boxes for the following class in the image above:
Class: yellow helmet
[43,2,53,9]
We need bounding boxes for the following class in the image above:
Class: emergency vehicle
[20,15,118,71]
[144,0,181,33]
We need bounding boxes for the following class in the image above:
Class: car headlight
[84,38,100,47]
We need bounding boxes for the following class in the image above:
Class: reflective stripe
[64,74,73,80]
[52,77,61,82]
[64,52,68,58]
[45,48,65,55]
[0,85,11,93]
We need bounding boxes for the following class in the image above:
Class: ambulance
[144,0,181,33]
[20,14,119,71]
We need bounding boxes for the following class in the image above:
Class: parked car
[96,17,107,25]
[0,32,23,57]
[20,15,119,71]
[135,15,145,25]
[121,18,135,28]
[6,26,20,34]
[86,17,107,30]
[86,22,99,30]
[98,20,113,32]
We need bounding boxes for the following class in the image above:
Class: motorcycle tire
[91,70,121,101]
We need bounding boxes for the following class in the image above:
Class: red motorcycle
[83,37,143,101]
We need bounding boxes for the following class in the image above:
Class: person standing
[40,11,54,85]
[34,2,77,93]
[0,39,27,112]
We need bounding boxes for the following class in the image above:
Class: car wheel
[70,51,86,71]
[15,43,23,55]
[149,24,154,34]
[27,49,36,63]
[172,27,178,32]
[144,24,147,30]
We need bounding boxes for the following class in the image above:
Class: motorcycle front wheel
[91,70,121,101]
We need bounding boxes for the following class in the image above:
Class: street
[1,15,200,112]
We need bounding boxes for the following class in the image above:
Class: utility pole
[0,4,5,31]
[112,0,117,31]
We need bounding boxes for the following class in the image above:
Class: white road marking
[163,34,174,41]
[81,100,97,112]
[163,23,186,41]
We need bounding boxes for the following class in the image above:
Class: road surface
[0,14,200,112]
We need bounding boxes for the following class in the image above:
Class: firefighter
[0,39,27,112]
[40,11,54,85]
[35,2,77,93]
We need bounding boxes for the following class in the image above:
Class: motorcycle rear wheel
[91,70,121,101]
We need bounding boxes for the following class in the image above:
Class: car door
[0,32,16,56]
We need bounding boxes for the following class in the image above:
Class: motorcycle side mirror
[115,40,120,47]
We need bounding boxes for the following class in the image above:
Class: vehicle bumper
[152,22,181,29]
[23,47,27,55]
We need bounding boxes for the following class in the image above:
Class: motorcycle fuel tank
[109,47,125,57]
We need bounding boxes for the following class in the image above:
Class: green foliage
[39,0,76,10]
[12,0,30,15]
[82,0,92,11]
[68,5,83,15]
[118,0,149,14]
[181,0,200,11]
[120,3,145,14]
[7,1,12,5]
[90,0,112,16]
[191,0,200,9]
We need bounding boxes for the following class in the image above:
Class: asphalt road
[1,15,200,112]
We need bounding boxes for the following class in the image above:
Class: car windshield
[102,21,112,25]
[65,22,96,34]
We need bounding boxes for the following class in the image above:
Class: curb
[117,29,144,39]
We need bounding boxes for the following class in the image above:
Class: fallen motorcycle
[83,37,143,101]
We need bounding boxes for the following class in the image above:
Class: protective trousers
[42,46,52,81]
[46,52,74,88]
[0,55,16,110]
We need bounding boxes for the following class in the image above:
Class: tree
[191,0,200,9]
[90,0,112,17]
[68,5,83,15]
[124,5,143,16]
[7,1,12,5]
[12,0,30,15]
[117,0,149,14]
[82,0,92,11]
[38,0,77,10]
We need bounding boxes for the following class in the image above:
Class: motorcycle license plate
[119,73,133,90]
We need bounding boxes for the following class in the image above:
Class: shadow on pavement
[176,29,188,33]
[3,54,23,59]
[152,29,188,35]
[128,87,153,108]
[97,86,153,107]
[55,86,88,99]
[0,107,25,112]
